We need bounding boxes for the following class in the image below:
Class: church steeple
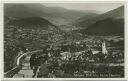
[102,41,108,54]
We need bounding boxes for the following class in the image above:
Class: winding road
[4,50,42,78]
[13,55,33,78]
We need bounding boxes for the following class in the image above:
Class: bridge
[4,50,42,78]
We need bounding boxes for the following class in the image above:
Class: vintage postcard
[3,1,125,78]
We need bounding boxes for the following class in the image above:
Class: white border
[1,0,127,3]
[1,0,128,80]
[0,1,4,80]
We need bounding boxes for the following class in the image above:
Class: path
[13,55,34,78]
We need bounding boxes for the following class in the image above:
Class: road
[12,50,42,78]
[13,55,34,78]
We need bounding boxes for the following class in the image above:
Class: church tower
[102,41,108,54]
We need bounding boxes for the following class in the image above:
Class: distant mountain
[71,13,98,27]
[75,6,124,28]
[84,18,124,35]
[73,6,124,36]
[4,3,96,25]
[8,17,57,30]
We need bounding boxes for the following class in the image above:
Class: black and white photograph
[4,2,125,78]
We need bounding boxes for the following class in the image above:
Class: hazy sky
[42,3,124,13]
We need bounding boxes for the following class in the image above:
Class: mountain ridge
[74,5,124,28]
[7,17,58,31]
[4,3,97,25]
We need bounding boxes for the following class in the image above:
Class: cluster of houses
[60,39,109,60]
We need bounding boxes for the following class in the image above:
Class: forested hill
[7,17,57,30]
[72,6,124,36]
[84,18,124,36]
[74,6,124,29]
[4,4,96,25]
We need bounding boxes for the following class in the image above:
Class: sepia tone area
[4,3,124,78]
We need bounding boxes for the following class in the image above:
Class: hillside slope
[84,18,124,35]
[4,3,96,25]
[8,17,57,30]
[75,6,124,28]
